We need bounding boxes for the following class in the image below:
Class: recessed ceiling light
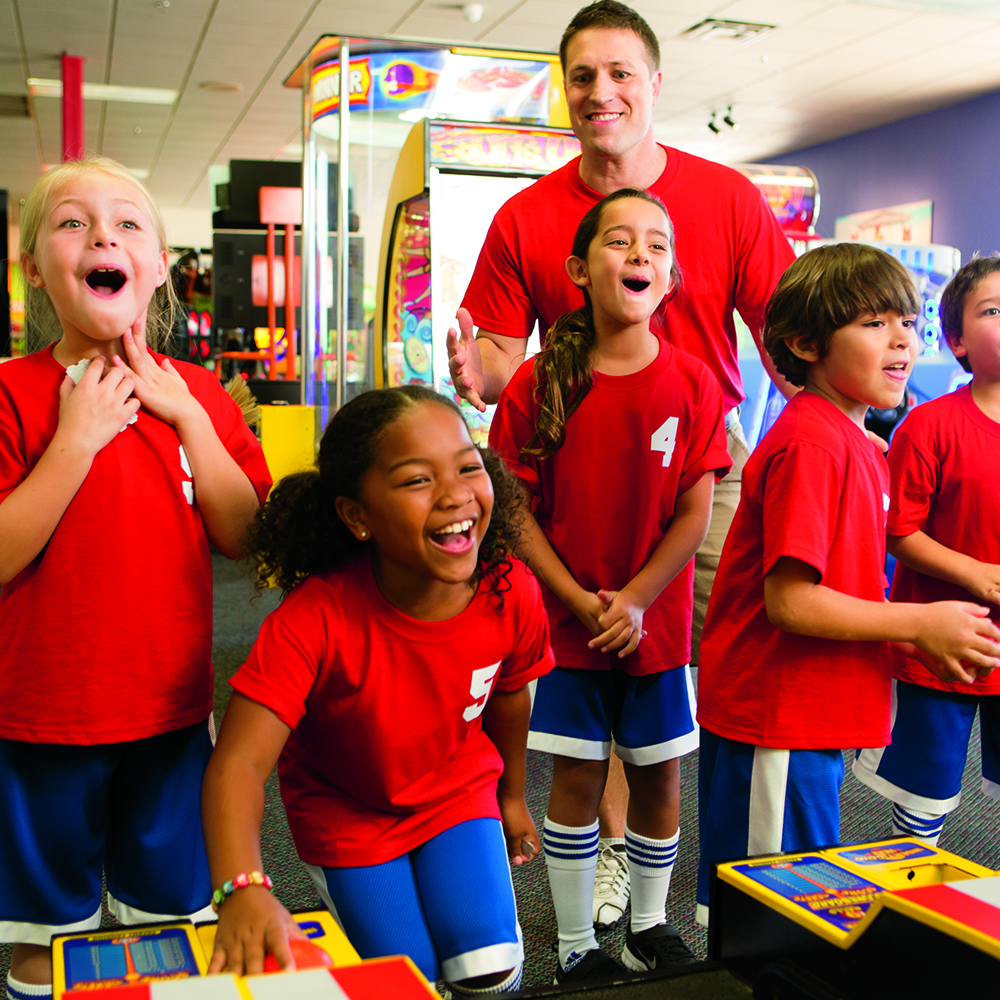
[199,81,243,93]
[681,19,777,45]
[28,79,177,104]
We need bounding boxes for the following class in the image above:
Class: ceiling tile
[4,0,1000,243]
[798,2,917,33]
[711,0,831,28]
[887,11,995,41]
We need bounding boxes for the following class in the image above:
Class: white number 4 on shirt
[651,416,678,467]
[463,661,501,721]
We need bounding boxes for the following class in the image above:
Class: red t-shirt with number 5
[489,340,731,676]
[230,555,553,866]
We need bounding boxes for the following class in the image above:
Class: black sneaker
[554,947,630,985]
[621,922,697,971]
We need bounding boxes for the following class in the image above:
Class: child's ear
[335,496,370,542]
[787,332,821,364]
[156,249,169,288]
[565,255,590,290]
[945,329,967,362]
[22,254,45,289]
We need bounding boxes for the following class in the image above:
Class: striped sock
[543,816,600,969]
[626,825,679,934]
[448,963,523,996]
[6,973,52,999]
[892,802,945,846]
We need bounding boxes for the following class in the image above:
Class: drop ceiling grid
[2,0,1000,224]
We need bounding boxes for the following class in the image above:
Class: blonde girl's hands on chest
[0,351,140,584]
[55,353,139,458]
[112,320,200,429]
[110,319,261,557]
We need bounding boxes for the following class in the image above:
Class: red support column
[284,223,296,380]
[266,222,277,379]
[61,54,85,161]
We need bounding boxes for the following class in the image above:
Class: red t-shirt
[697,392,893,749]
[489,341,731,676]
[461,145,795,414]
[0,345,272,744]
[887,385,1000,694]
[230,556,553,867]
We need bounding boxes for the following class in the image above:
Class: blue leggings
[308,817,522,984]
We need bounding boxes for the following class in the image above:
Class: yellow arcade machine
[709,837,1000,996]
[374,118,579,444]
[51,909,438,999]
[287,37,574,444]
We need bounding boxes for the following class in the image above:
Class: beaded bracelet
[212,871,274,913]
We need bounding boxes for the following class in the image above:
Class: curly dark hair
[248,386,525,610]
[522,188,680,459]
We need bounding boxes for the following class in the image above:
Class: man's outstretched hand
[446,307,486,412]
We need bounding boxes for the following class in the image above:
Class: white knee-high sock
[543,816,600,968]
[626,824,679,934]
[892,802,945,846]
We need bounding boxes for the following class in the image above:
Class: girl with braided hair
[490,190,731,982]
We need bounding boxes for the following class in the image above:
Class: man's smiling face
[563,26,661,161]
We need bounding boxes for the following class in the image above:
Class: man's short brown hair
[939,254,1000,373]
[560,1,660,73]
[763,243,920,388]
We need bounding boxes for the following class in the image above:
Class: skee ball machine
[374,119,580,442]
[289,36,573,443]
[710,837,1000,997]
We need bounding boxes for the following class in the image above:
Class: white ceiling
[4,0,1000,246]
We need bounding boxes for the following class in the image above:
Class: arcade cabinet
[374,118,580,441]
[709,838,1000,997]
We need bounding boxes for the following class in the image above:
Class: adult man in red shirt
[448,0,795,929]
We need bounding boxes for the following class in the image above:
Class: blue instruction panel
[62,926,200,989]
[731,855,885,933]
[836,842,937,866]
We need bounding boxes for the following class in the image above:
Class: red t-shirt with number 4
[230,555,553,867]
[489,340,731,676]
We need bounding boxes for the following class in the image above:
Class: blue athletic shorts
[306,818,522,985]
[0,721,215,945]
[853,679,1000,812]
[527,665,698,764]
[697,728,844,915]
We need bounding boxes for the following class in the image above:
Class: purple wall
[769,88,1000,264]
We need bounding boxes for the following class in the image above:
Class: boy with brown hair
[853,254,1000,844]
[694,243,1000,924]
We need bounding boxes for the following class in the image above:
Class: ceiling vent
[681,18,777,45]
[0,95,30,118]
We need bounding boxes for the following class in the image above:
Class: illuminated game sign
[312,57,374,116]
[428,123,580,173]
[311,52,551,124]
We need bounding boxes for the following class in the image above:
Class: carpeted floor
[2,553,999,996]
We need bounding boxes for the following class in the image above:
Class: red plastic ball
[263,937,335,972]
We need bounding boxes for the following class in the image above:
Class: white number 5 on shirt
[463,661,501,721]
[651,416,678,467]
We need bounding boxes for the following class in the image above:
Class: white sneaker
[592,840,629,927]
